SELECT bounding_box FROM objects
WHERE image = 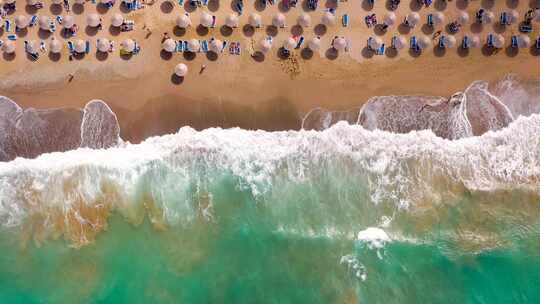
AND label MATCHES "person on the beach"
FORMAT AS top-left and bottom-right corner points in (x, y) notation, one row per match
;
(68, 73), (74, 82)
(200, 64), (207, 74)
(161, 32), (170, 43)
(433, 30), (442, 40)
